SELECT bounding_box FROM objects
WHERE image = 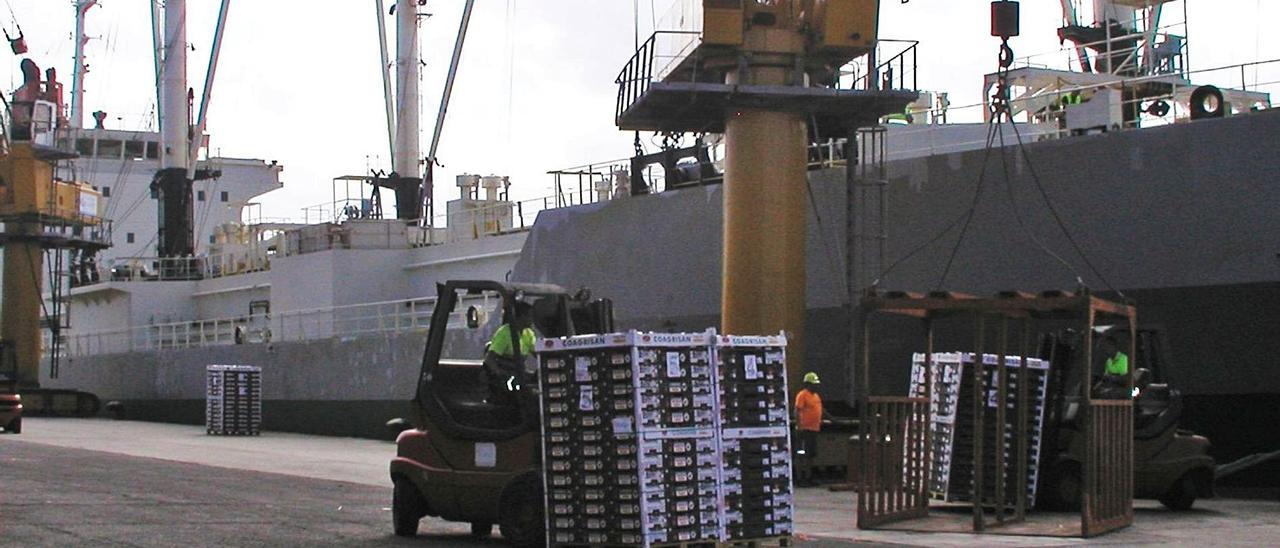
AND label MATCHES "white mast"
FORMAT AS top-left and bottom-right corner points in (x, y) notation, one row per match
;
(161, 0), (190, 171)
(393, 0), (420, 179)
(70, 1), (98, 129)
